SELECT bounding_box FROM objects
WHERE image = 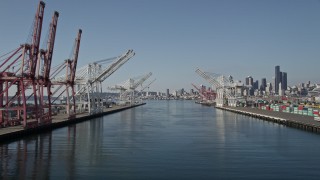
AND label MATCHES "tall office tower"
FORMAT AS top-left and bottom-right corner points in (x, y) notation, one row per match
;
(261, 78), (267, 91)
(249, 77), (253, 86)
(166, 89), (170, 97)
(266, 83), (272, 93)
(275, 66), (280, 94)
(245, 76), (249, 86)
(282, 72), (287, 90)
(253, 80), (259, 90)
(245, 76), (253, 86)
(279, 82), (284, 96)
(272, 76), (275, 93)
